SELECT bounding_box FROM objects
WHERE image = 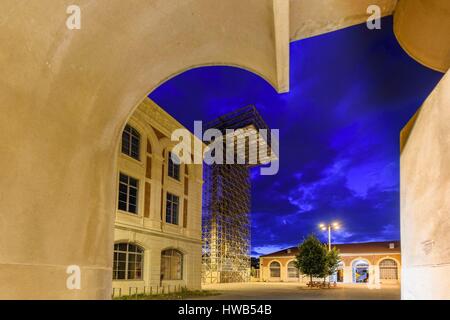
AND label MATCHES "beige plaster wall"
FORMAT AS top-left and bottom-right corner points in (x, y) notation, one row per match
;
(401, 71), (450, 299)
(394, 0), (450, 72)
(0, 0), (288, 299)
(290, 0), (397, 41)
